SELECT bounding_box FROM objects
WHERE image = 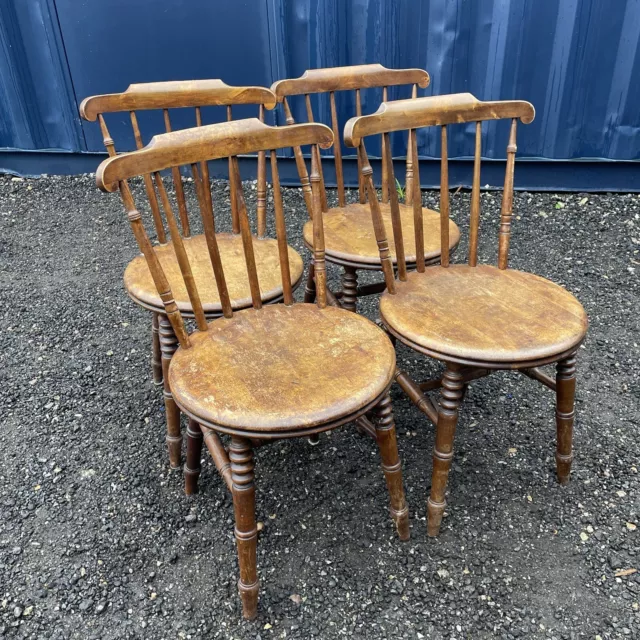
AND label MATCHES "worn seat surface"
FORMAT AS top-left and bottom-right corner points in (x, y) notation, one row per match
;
(380, 265), (588, 365)
(303, 202), (460, 268)
(168, 303), (396, 432)
(124, 233), (304, 315)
